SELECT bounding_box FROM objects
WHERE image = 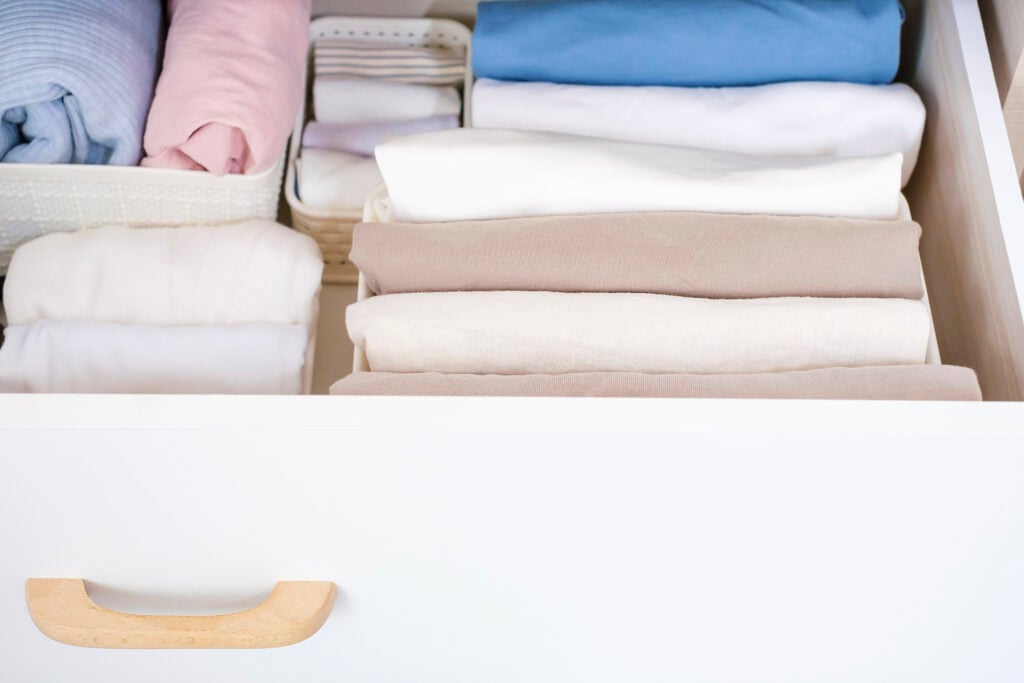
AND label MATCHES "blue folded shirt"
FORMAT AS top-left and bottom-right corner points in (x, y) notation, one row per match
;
(473, 0), (904, 87)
